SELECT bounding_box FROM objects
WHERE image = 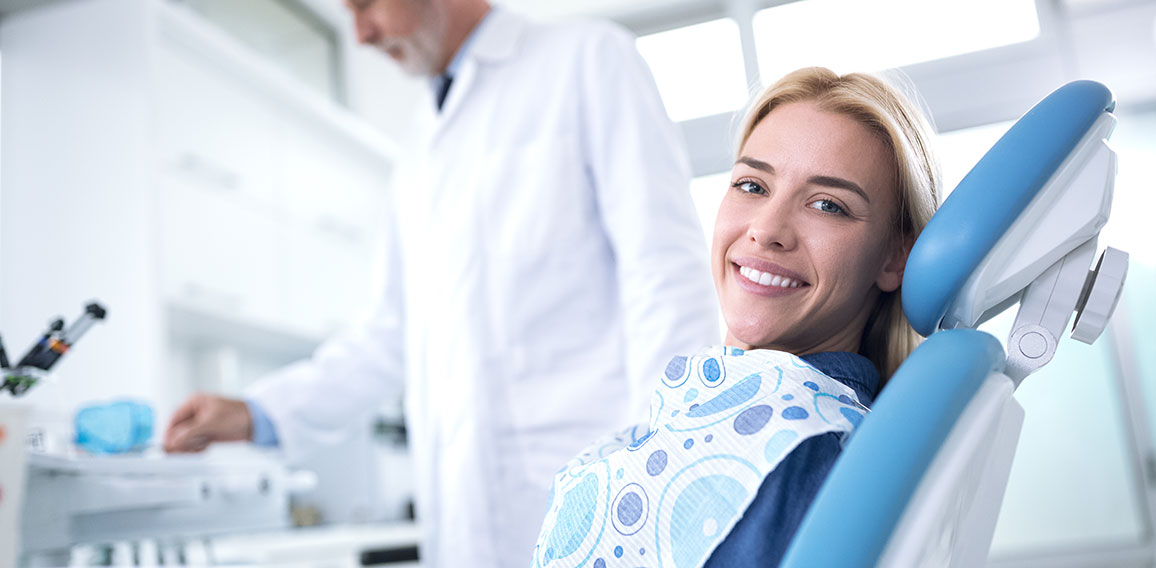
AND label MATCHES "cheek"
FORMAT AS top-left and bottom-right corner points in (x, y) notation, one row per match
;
(710, 204), (744, 276)
(799, 222), (867, 278)
(822, 231), (891, 292)
(375, 2), (422, 36)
